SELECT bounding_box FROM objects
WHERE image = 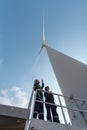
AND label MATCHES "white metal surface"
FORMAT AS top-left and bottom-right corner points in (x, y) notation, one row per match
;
(29, 118), (87, 130)
(46, 45), (87, 128)
(0, 104), (29, 130)
(0, 104), (29, 119)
